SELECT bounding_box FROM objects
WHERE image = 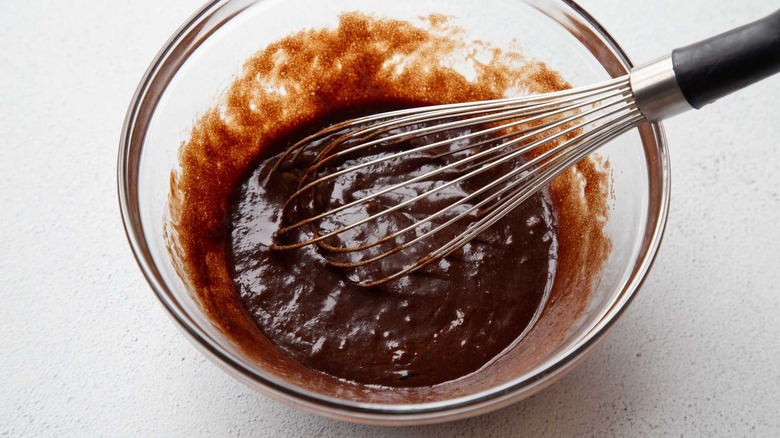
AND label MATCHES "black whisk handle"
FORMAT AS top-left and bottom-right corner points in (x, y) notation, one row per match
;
(672, 8), (780, 109)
